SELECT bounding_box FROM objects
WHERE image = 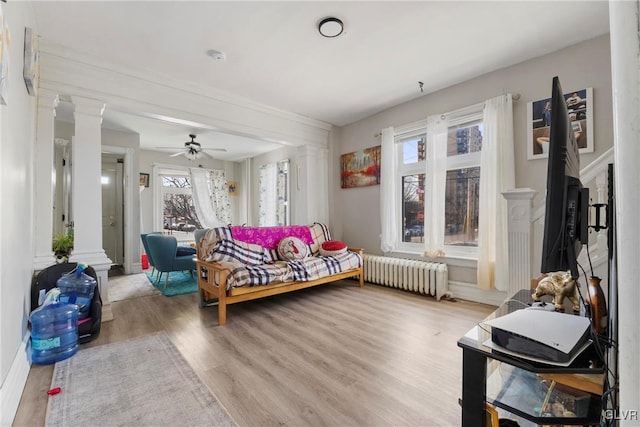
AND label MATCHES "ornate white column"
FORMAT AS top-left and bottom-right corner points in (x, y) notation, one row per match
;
(69, 96), (113, 321)
(502, 188), (537, 297)
(33, 89), (60, 270)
